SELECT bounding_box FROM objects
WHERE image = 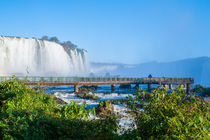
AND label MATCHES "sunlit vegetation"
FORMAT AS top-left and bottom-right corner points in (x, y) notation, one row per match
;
(121, 86), (210, 139)
(0, 78), (118, 139)
(0, 78), (209, 139)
